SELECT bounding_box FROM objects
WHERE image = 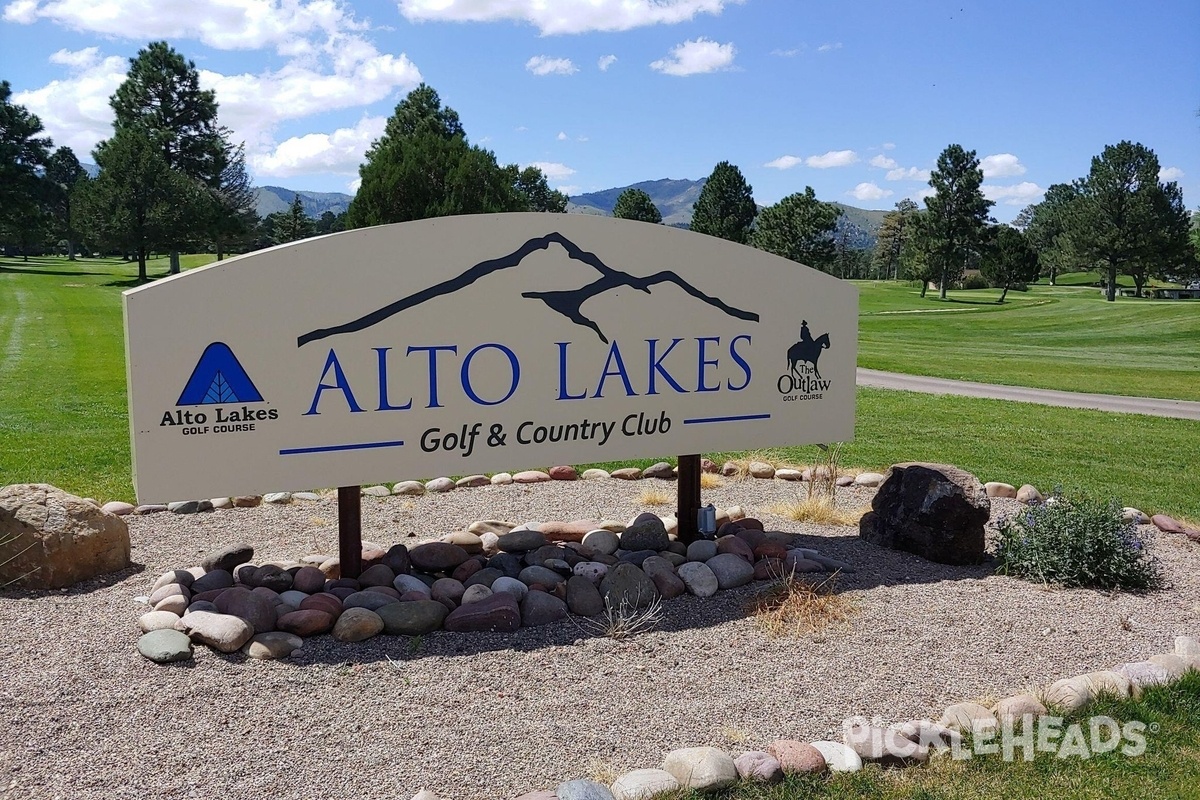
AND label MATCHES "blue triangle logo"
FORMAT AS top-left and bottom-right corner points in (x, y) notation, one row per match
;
(177, 342), (264, 405)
